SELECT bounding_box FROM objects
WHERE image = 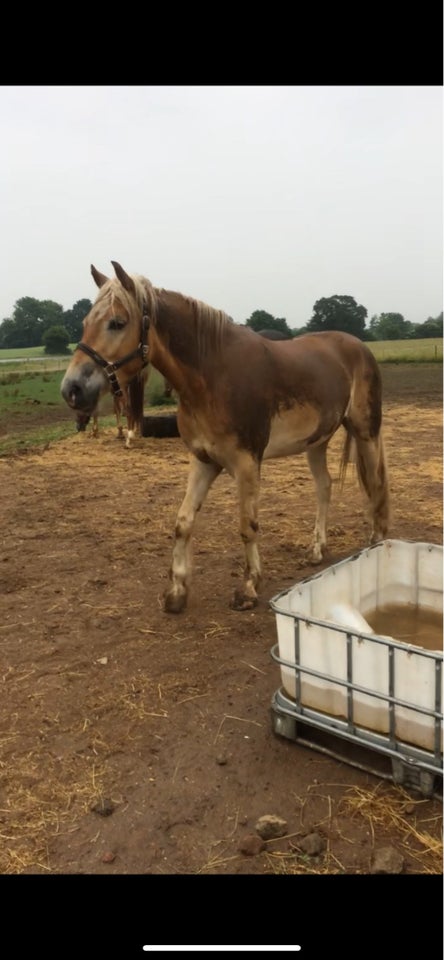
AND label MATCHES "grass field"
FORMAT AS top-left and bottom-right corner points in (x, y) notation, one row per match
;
(0, 337), (441, 438)
(0, 354), (441, 458)
(366, 338), (442, 362)
(0, 362), (173, 456)
(0, 365), (169, 413)
(0, 337), (442, 365)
